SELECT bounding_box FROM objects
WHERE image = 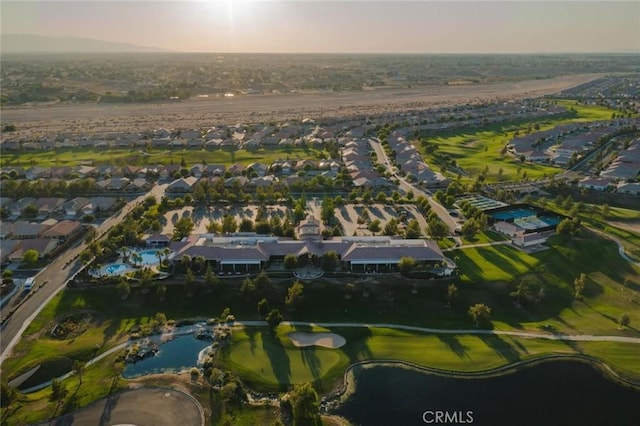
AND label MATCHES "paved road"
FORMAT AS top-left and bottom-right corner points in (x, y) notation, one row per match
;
(0, 184), (167, 366)
(369, 137), (457, 233)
